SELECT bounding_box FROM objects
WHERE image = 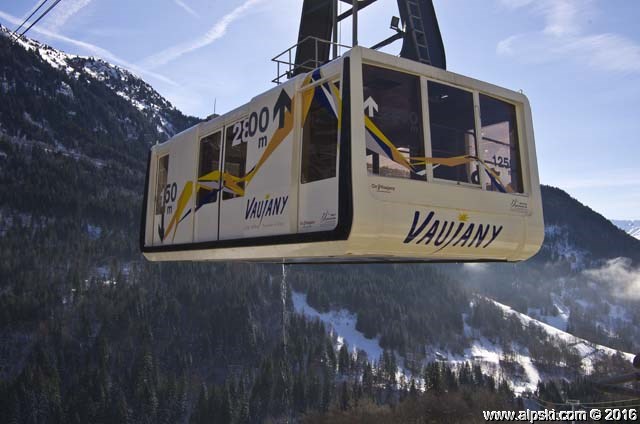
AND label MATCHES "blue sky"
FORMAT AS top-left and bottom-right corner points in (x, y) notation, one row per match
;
(1, 0), (639, 220)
